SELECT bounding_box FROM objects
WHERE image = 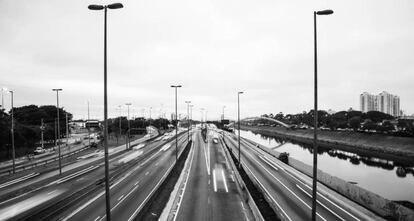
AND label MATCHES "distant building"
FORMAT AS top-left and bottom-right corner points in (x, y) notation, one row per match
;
(360, 91), (400, 117)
